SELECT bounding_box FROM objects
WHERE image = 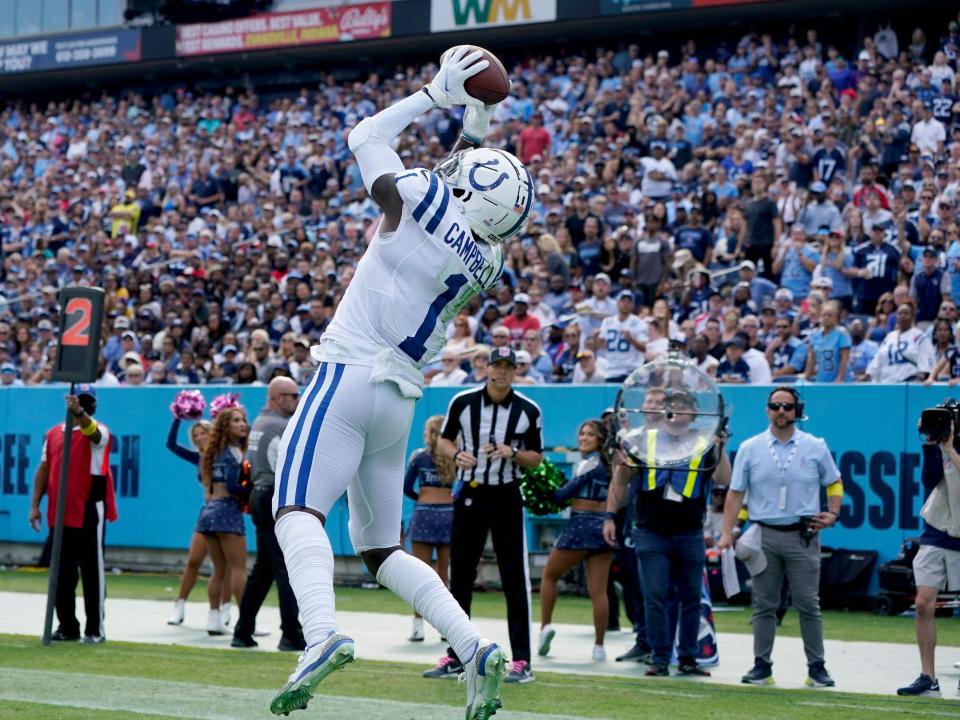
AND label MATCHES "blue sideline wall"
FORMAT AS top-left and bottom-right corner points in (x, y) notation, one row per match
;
(0, 385), (954, 571)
